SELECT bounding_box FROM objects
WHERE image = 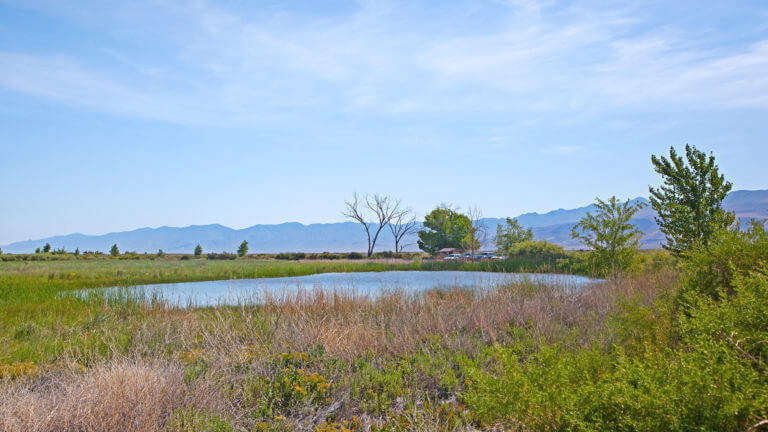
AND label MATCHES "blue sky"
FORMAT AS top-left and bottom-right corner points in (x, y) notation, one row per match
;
(1, 0), (768, 244)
